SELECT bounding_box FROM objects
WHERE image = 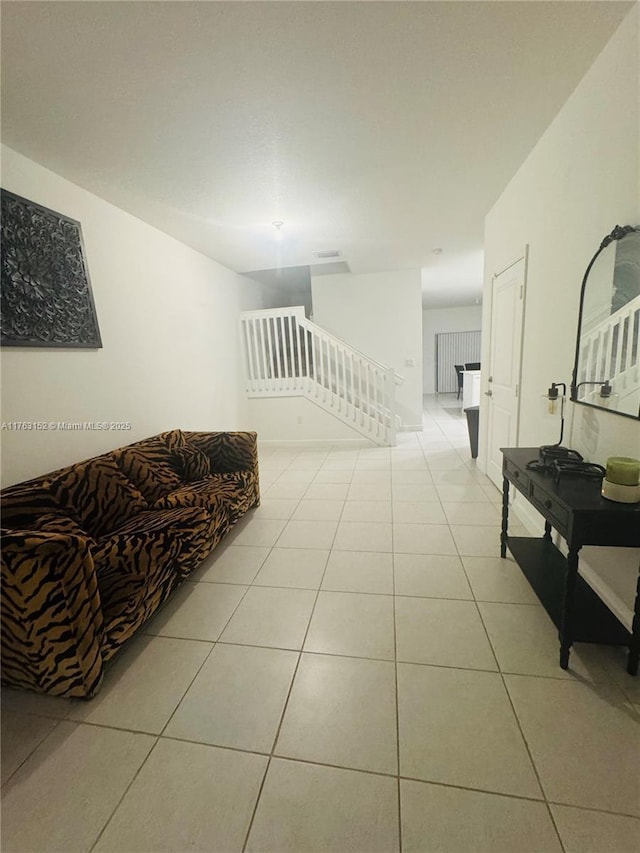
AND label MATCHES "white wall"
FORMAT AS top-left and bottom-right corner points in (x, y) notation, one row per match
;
(422, 305), (483, 394)
(1, 146), (266, 485)
(311, 270), (423, 428)
(245, 396), (367, 443)
(481, 7), (639, 622)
